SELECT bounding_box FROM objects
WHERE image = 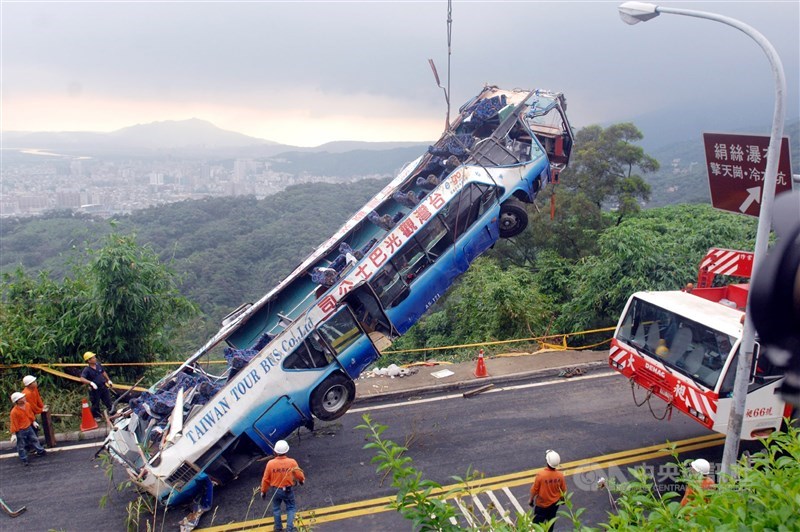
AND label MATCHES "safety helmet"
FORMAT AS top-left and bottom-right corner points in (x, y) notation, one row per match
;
(10, 392), (25, 404)
(83, 351), (97, 362)
(545, 449), (561, 468)
(274, 440), (290, 455)
(691, 458), (711, 476)
(23, 375), (37, 386)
